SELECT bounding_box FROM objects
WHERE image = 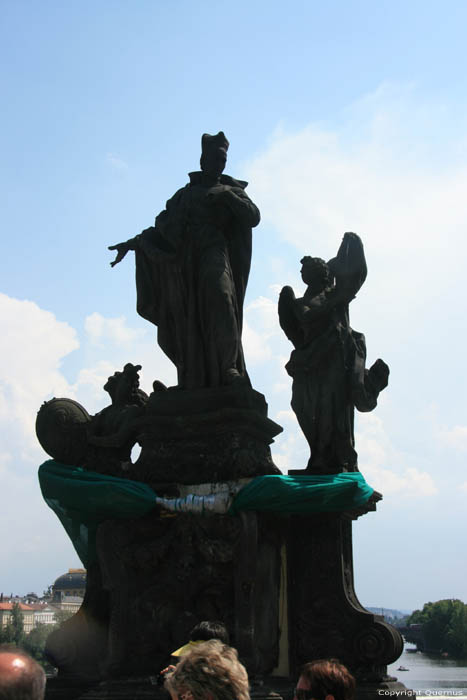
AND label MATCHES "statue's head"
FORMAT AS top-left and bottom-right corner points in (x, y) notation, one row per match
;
(200, 131), (229, 178)
(104, 363), (146, 405)
(300, 256), (333, 290)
